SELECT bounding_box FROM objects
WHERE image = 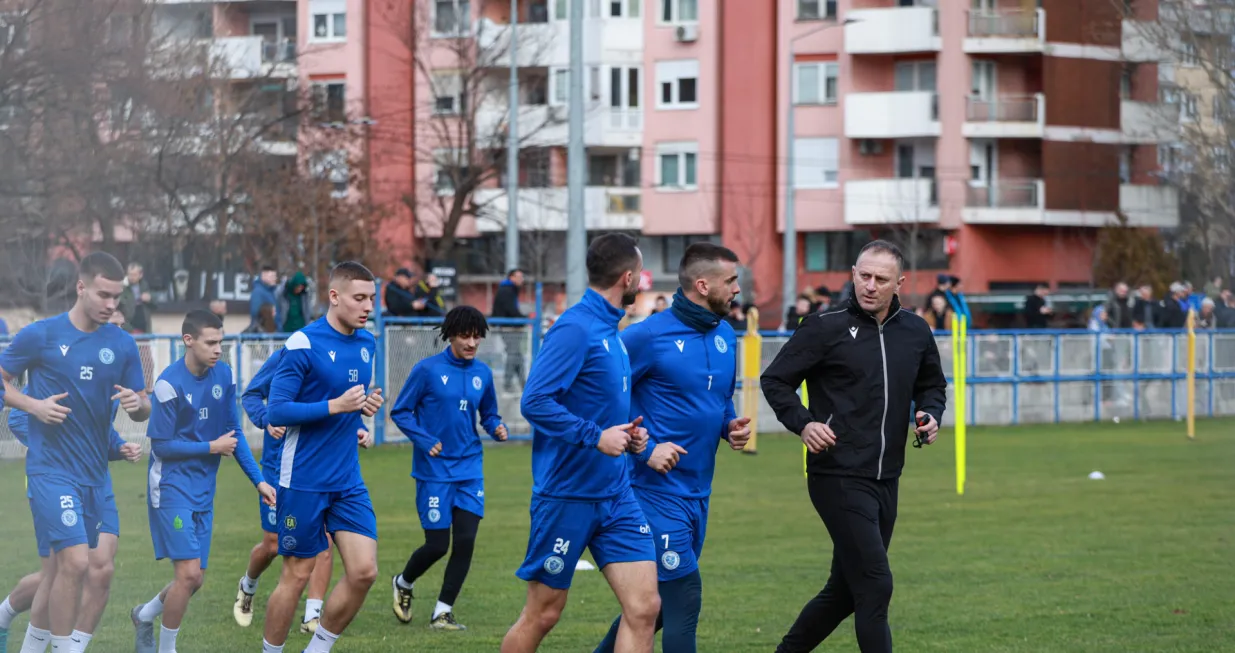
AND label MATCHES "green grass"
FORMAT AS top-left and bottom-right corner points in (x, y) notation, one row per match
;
(1, 420), (1232, 652)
